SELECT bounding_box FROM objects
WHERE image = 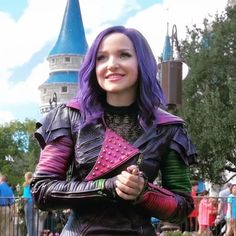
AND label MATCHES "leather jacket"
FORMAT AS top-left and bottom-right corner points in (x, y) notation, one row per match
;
(31, 103), (197, 235)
